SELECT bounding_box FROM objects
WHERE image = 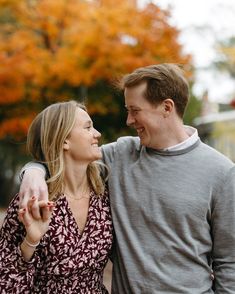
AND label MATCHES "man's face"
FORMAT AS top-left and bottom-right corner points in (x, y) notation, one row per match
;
(124, 82), (167, 149)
